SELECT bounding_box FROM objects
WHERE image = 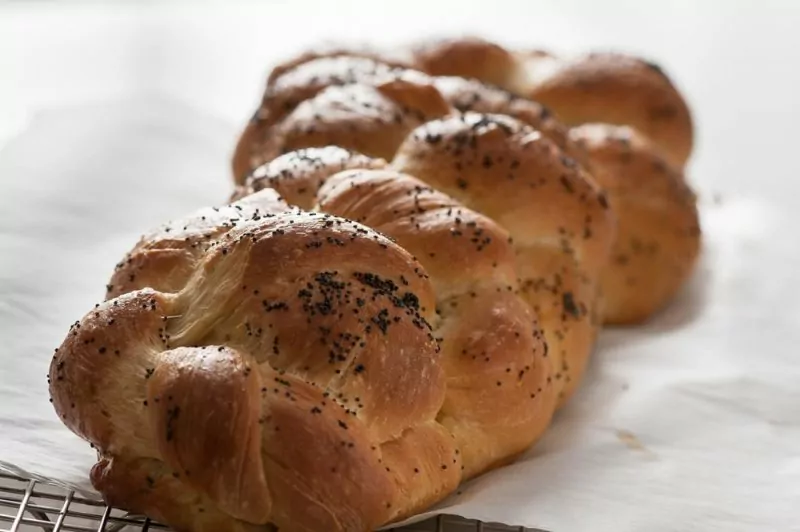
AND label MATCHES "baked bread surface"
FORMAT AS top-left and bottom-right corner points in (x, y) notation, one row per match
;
(49, 36), (703, 532)
(51, 193), (462, 531)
